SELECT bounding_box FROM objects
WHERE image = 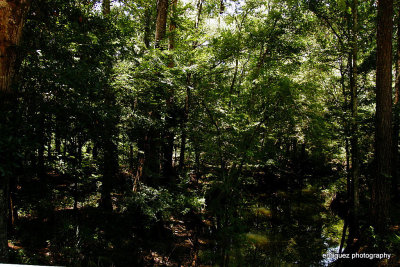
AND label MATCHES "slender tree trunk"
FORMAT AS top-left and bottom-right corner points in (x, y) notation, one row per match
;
(138, 0), (166, 183)
(143, 7), (152, 49)
(0, 174), (9, 262)
(37, 114), (45, 178)
(373, 0), (393, 234)
(179, 131), (187, 171)
(393, 8), (400, 198)
(100, 137), (117, 211)
(162, 131), (174, 183)
(195, 147), (201, 182)
(0, 0), (30, 261)
(102, 0), (110, 15)
(129, 144), (134, 172)
(47, 132), (51, 161)
(143, 133), (160, 184)
(340, 57), (351, 195)
(168, 0), (177, 53)
(163, 0), (178, 182)
(99, 0), (118, 212)
(229, 58), (239, 108)
(195, 0), (204, 29)
(55, 122), (61, 154)
(348, 0), (359, 246)
(142, 0), (170, 184)
(339, 56), (351, 252)
(136, 137), (145, 184)
(74, 141), (82, 211)
(181, 0), (203, 172)
(179, 73), (191, 171)
(63, 139), (67, 158)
